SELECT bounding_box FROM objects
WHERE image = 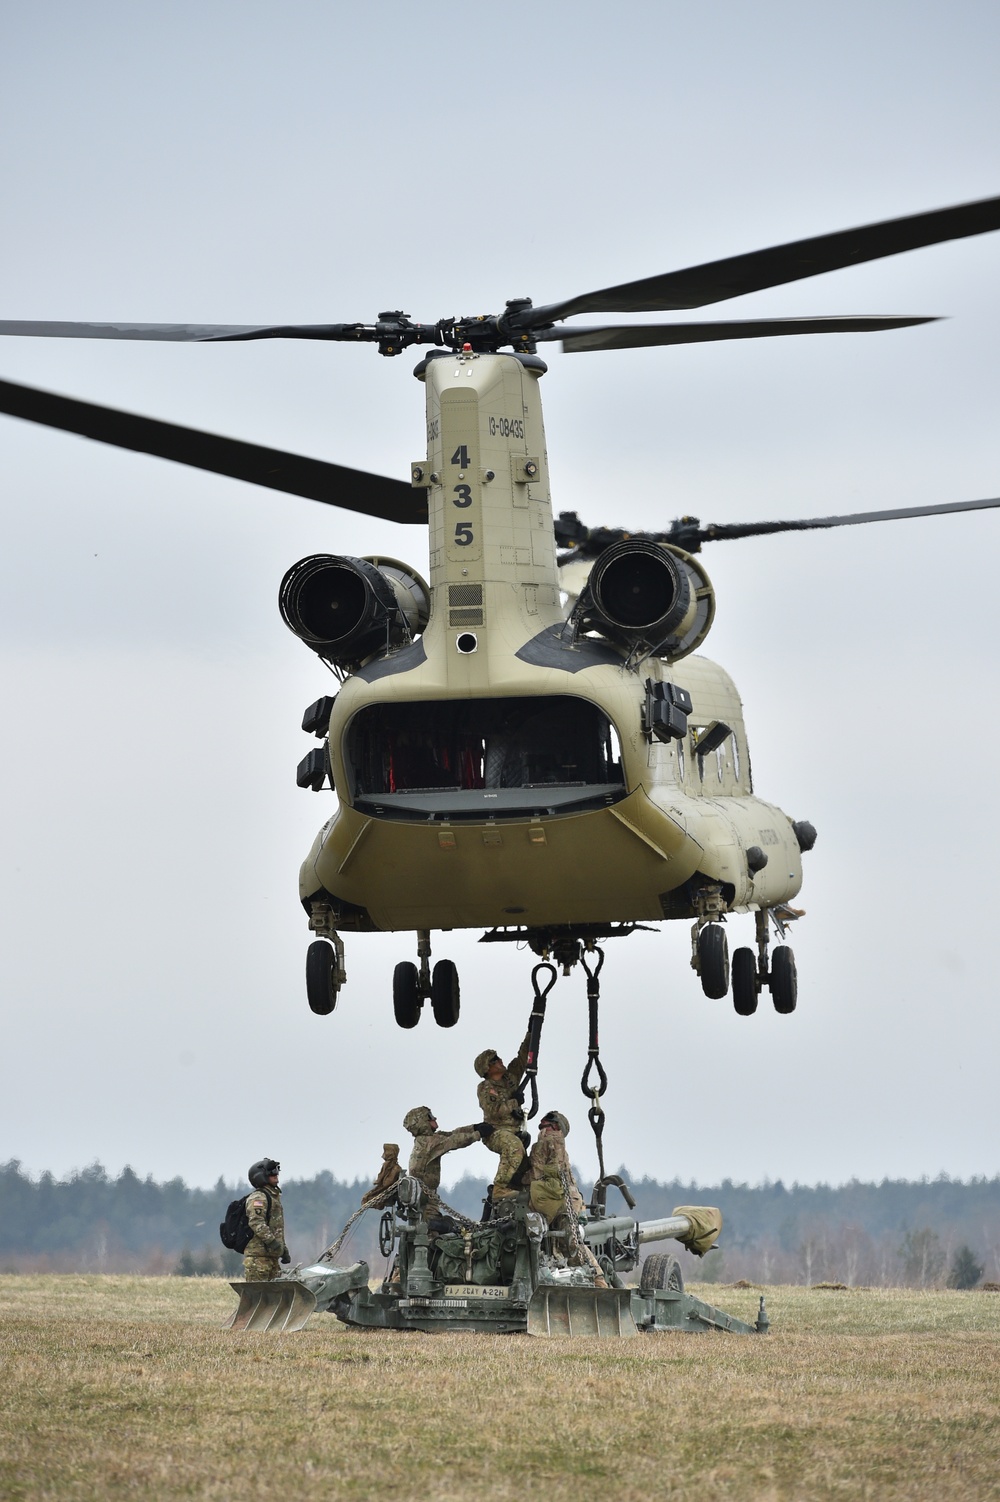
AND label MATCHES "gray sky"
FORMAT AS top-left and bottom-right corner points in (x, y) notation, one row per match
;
(1, 1), (998, 1192)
